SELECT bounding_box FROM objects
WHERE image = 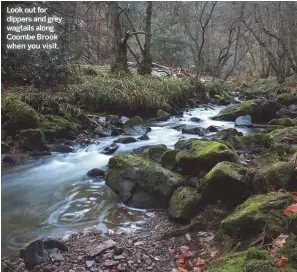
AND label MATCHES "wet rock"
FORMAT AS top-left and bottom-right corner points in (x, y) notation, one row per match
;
(105, 154), (185, 208)
(235, 115), (253, 127)
(120, 116), (130, 124)
(48, 144), (74, 153)
(201, 161), (249, 205)
(206, 125), (219, 132)
(190, 117), (202, 123)
(138, 134), (150, 140)
(87, 168), (105, 177)
(2, 155), (18, 164)
(101, 143), (119, 154)
(29, 151), (52, 157)
(2, 96), (39, 135)
(64, 140), (75, 146)
(123, 116), (146, 135)
(181, 126), (205, 136)
(176, 139), (238, 175)
(168, 186), (202, 223)
(222, 192), (293, 239)
(156, 109), (171, 121)
(106, 115), (121, 126)
(147, 145), (168, 163)
(94, 125), (112, 137)
(114, 137), (137, 144)
(111, 127), (123, 136)
(19, 129), (46, 151)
